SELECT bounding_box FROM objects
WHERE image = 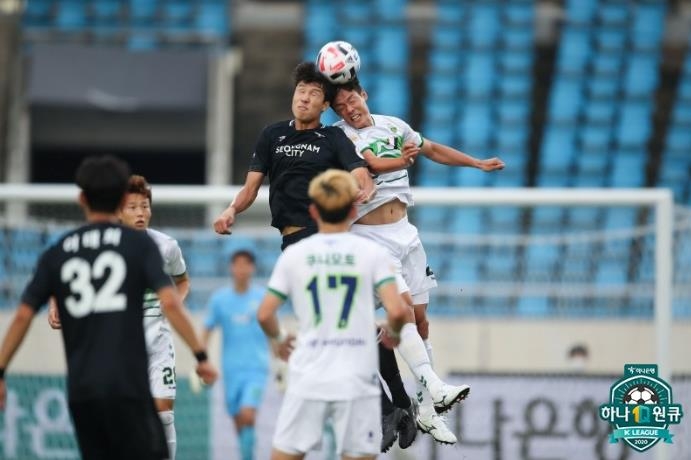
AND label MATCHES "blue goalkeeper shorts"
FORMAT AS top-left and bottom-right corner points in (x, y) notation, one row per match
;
(224, 371), (268, 416)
